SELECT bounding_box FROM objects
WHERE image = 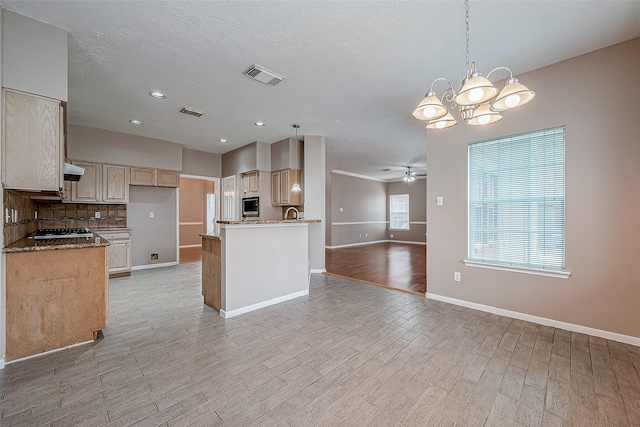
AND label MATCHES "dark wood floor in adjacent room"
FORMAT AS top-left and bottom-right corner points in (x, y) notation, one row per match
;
(326, 242), (426, 295)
